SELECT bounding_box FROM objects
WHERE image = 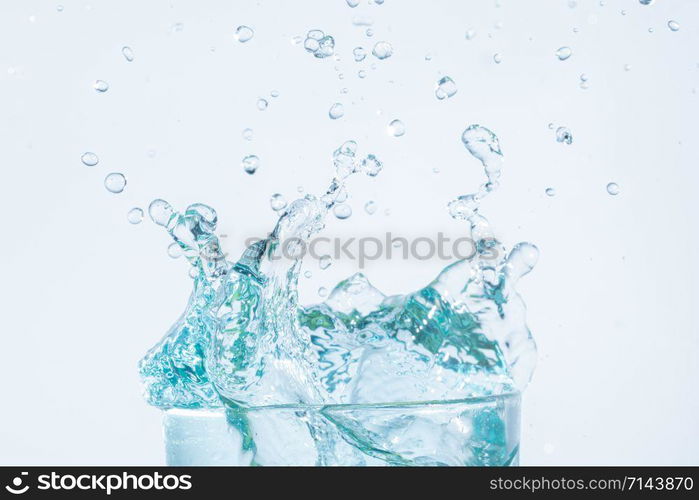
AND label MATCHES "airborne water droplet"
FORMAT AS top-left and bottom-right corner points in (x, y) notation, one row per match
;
(493, 53), (502, 64)
(606, 182), (620, 195)
(234, 25), (254, 43)
(346, 0), (360, 7)
(318, 286), (328, 298)
(334, 204), (352, 219)
(556, 126), (573, 145)
(104, 172), (126, 193)
(270, 193), (287, 211)
(127, 207), (144, 224)
(388, 119), (405, 137)
(545, 187), (556, 197)
(364, 200), (377, 215)
(93, 80), (109, 92)
(304, 270), (313, 278)
(329, 103), (345, 119)
(435, 76), (457, 100)
(242, 155), (260, 174)
(148, 199), (174, 227)
(167, 242), (183, 259)
(319, 255), (332, 270)
(639, 0), (654, 5)
(556, 46), (572, 61)
(358, 70), (367, 79)
(353, 47), (367, 62)
(122, 46), (134, 62)
(372, 41), (393, 60)
(257, 98), (268, 110)
(361, 154), (383, 176)
(242, 128), (254, 141)
(81, 152), (99, 167)
(465, 29), (477, 40)
(668, 20), (680, 32)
